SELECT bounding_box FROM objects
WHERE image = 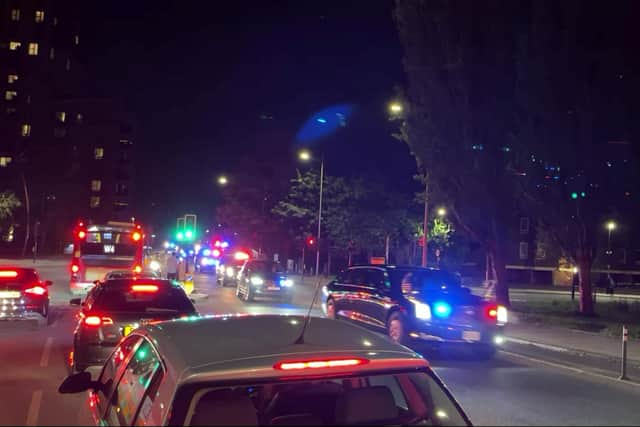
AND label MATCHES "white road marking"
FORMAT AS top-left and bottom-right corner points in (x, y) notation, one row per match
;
(25, 389), (43, 426)
(505, 336), (569, 353)
(40, 337), (53, 368)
